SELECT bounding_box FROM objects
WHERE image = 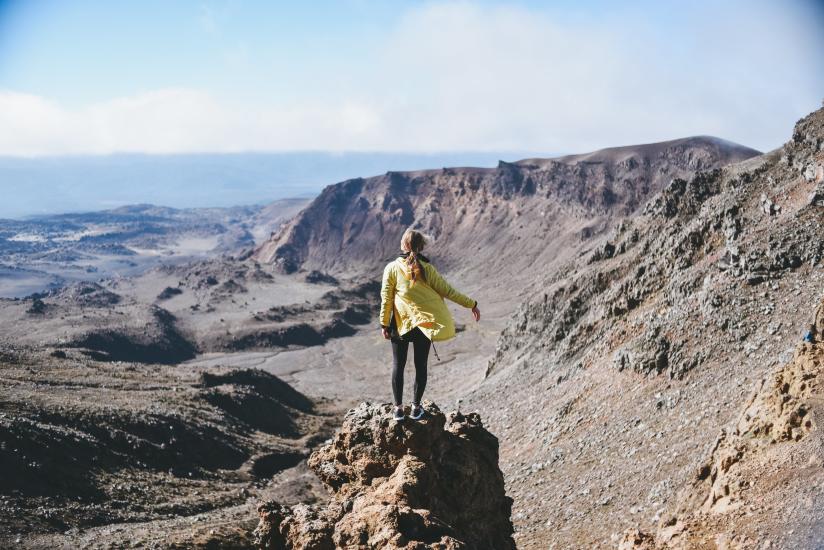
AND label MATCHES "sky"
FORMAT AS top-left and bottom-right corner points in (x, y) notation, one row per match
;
(0, 0), (823, 157)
